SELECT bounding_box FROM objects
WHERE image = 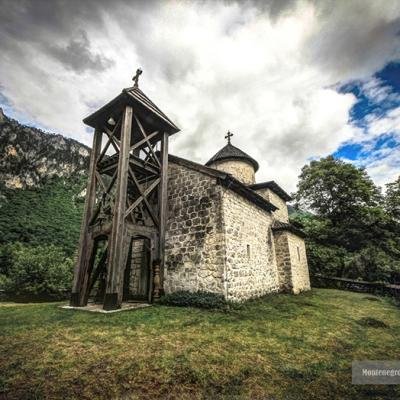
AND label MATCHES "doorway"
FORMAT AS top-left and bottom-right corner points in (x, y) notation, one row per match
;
(123, 237), (151, 301)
